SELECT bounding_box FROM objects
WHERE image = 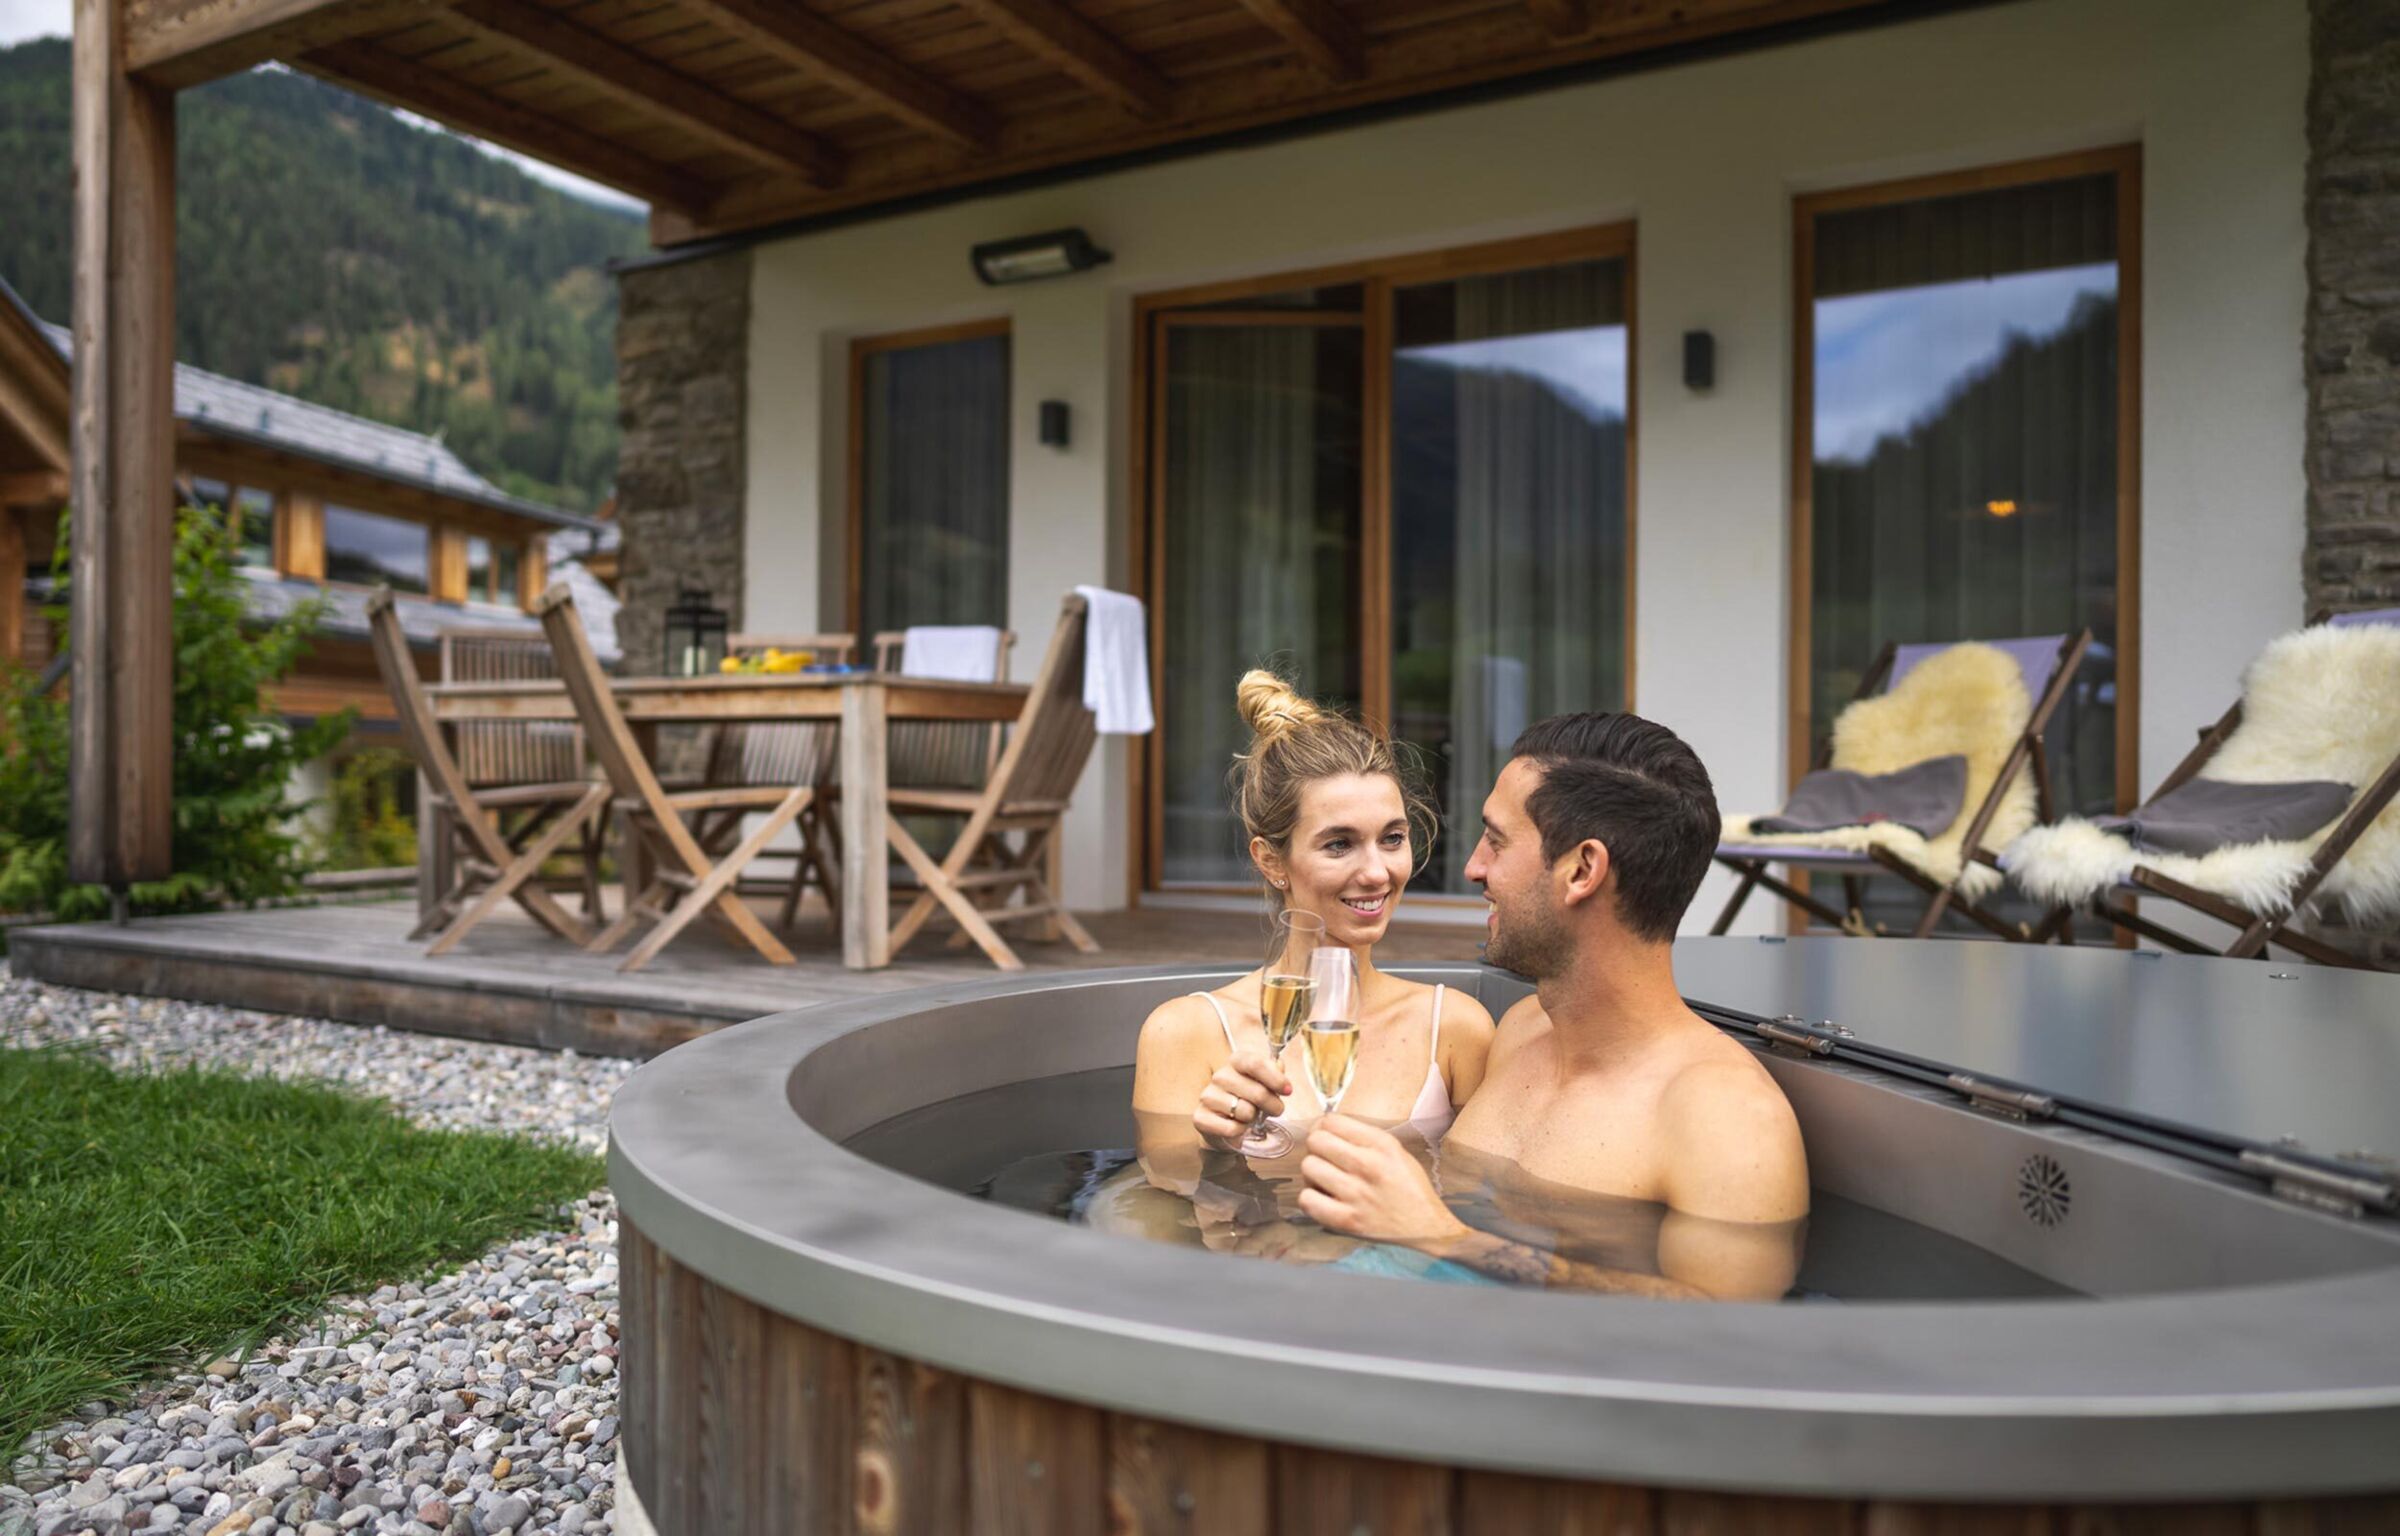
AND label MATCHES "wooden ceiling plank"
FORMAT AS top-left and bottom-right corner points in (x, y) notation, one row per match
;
(1234, 0), (1363, 79)
(444, 0), (845, 183)
(305, 37), (713, 209)
(674, 0), (996, 148)
(951, 0), (1171, 118)
(1525, 0), (1589, 38)
(127, 0), (462, 87)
